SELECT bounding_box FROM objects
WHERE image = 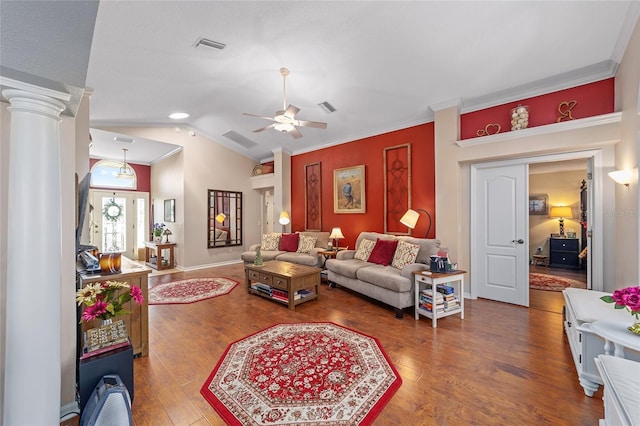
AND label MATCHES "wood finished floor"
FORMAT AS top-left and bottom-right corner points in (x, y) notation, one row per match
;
(132, 262), (600, 425)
